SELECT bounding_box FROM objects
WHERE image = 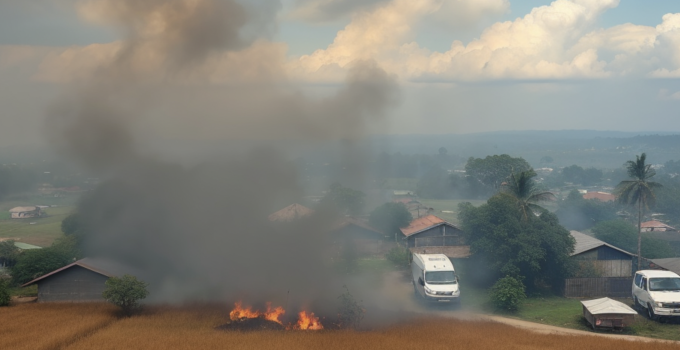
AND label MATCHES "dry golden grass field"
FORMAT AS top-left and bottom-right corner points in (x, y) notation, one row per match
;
(2, 303), (680, 350)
